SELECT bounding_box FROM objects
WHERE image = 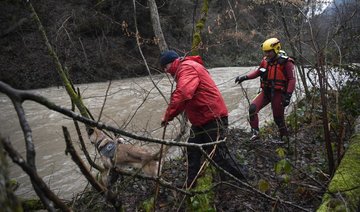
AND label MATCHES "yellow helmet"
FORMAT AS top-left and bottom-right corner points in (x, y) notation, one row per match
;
(261, 38), (281, 54)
